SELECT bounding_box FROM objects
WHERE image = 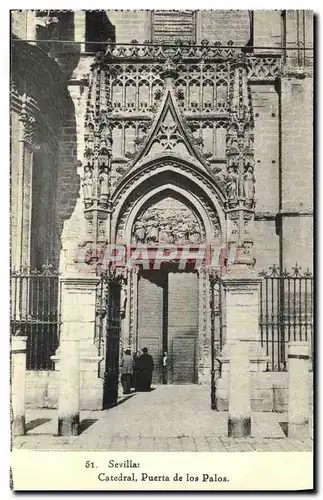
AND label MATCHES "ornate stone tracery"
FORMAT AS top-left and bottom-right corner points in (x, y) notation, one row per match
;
(81, 42), (278, 266)
(224, 54), (256, 263)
